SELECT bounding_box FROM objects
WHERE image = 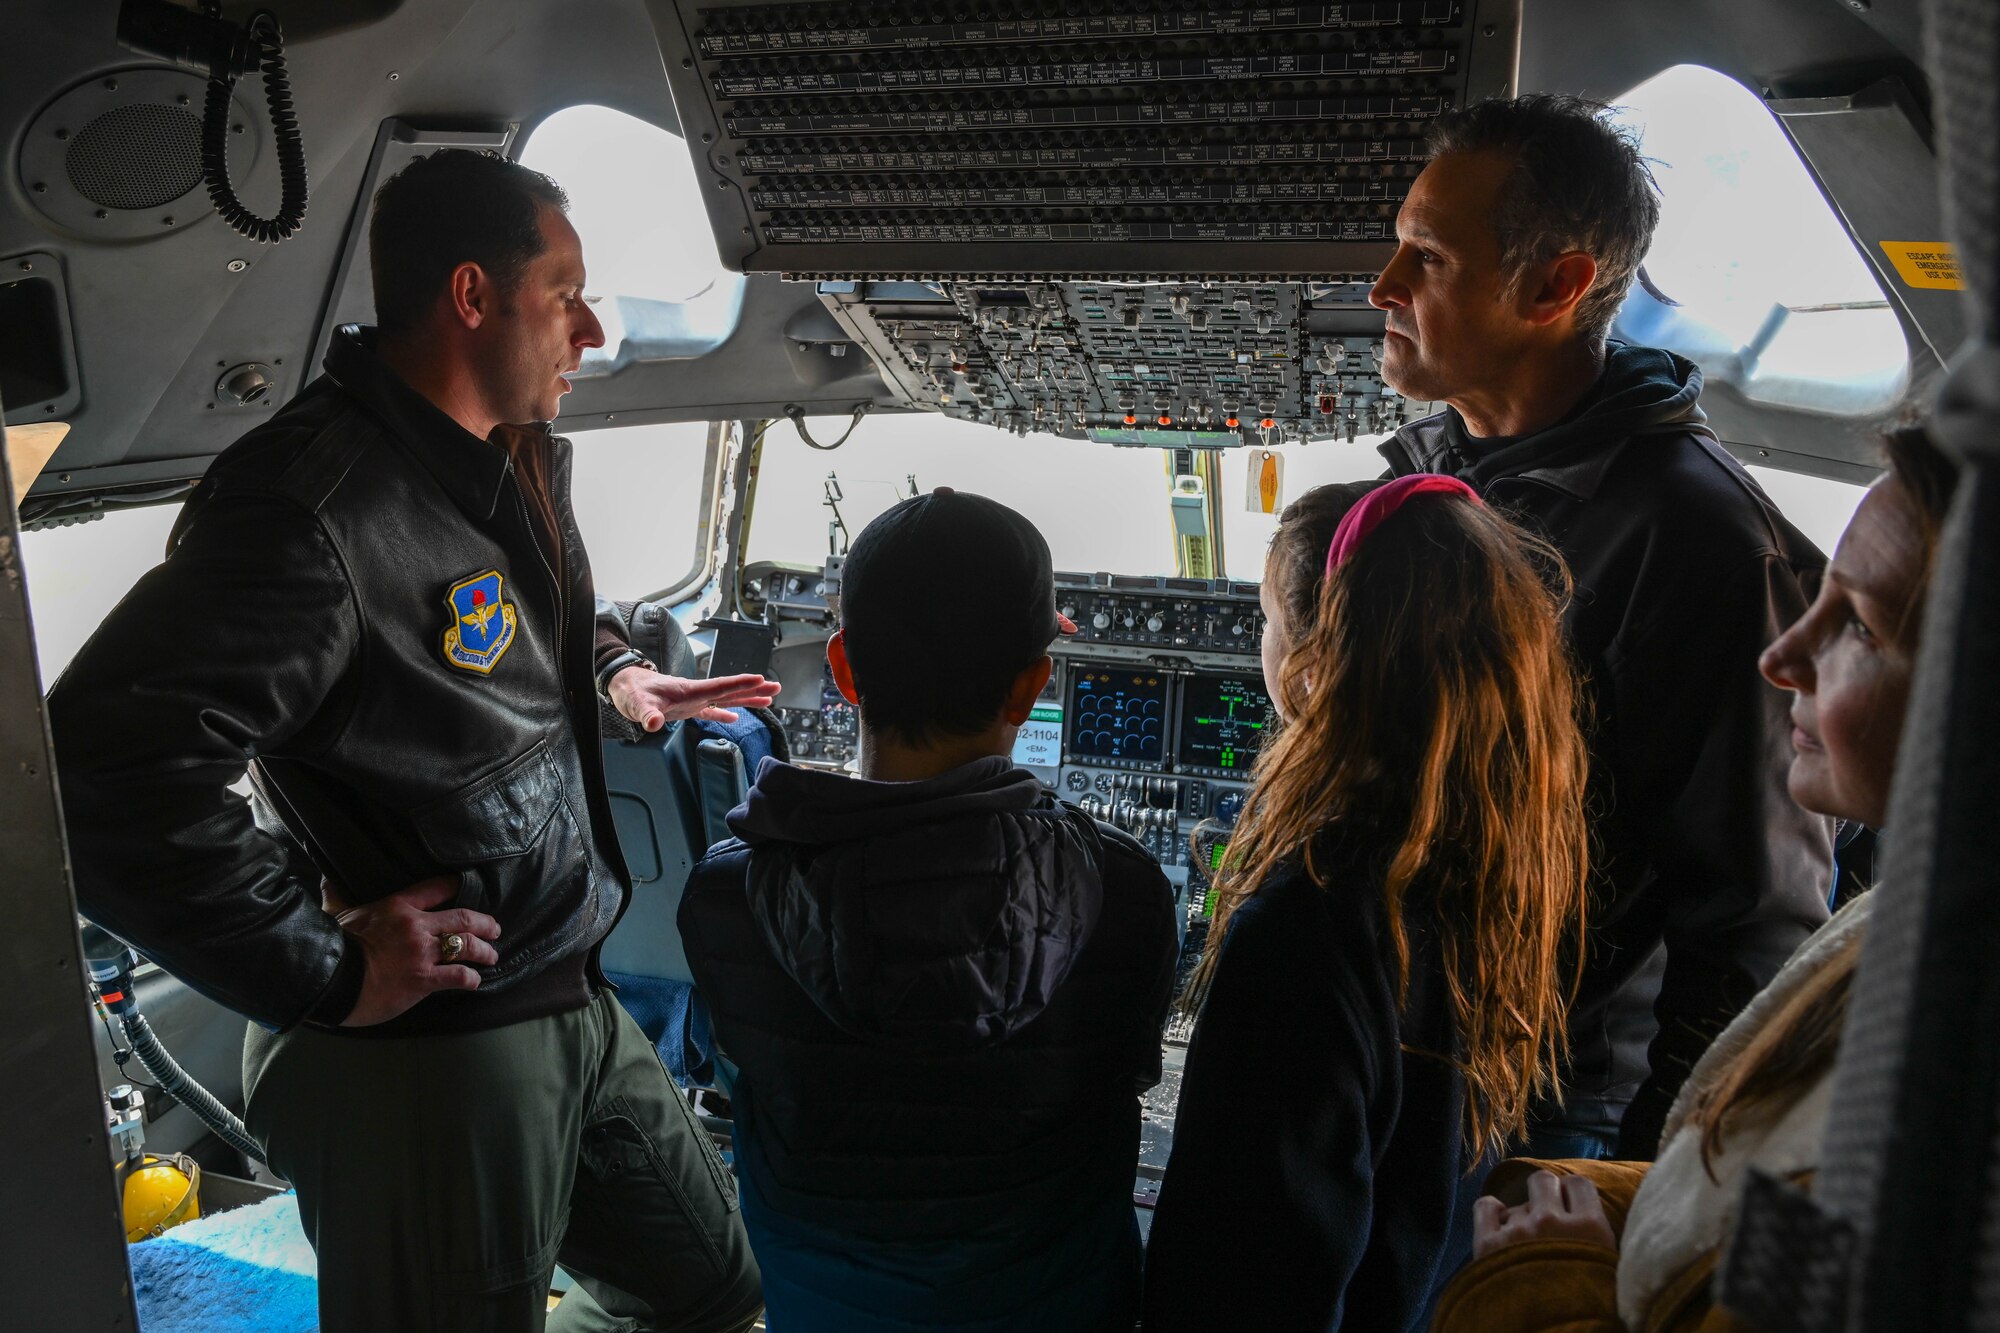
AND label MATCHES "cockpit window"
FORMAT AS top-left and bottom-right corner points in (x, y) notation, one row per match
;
(1608, 65), (1909, 415)
(1745, 464), (1868, 557)
(521, 106), (740, 598)
(519, 104), (733, 308)
(22, 506), (178, 682)
(746, 413), (1178, 576)
(568, 421), (712, 600)
(1218, 441), (1390, 579)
